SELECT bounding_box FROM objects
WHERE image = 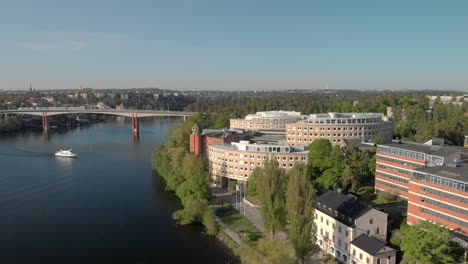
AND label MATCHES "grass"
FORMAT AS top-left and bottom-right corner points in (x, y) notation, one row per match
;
(216, 205), (263, 246)
(245, 195), (259, 205)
